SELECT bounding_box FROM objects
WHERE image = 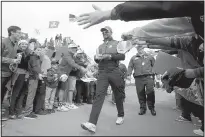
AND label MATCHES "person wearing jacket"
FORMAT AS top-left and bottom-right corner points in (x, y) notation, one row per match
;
(81, 26), (125, 133)
(1, 26), (21, 123)
(57, 44), (87, 111)
(127, 45), (156, 116)
(8, 40), (30, 119)
(77, 1), (203, 39)
(140, 36), (204, 136)
(1, 26), (21, 102)
(21, 40), (43, 119)
(33, 47), (51, 115)
(73, 50), (90, 105)
(64, 49), (88, 109)
(44, 60), (59, 114)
